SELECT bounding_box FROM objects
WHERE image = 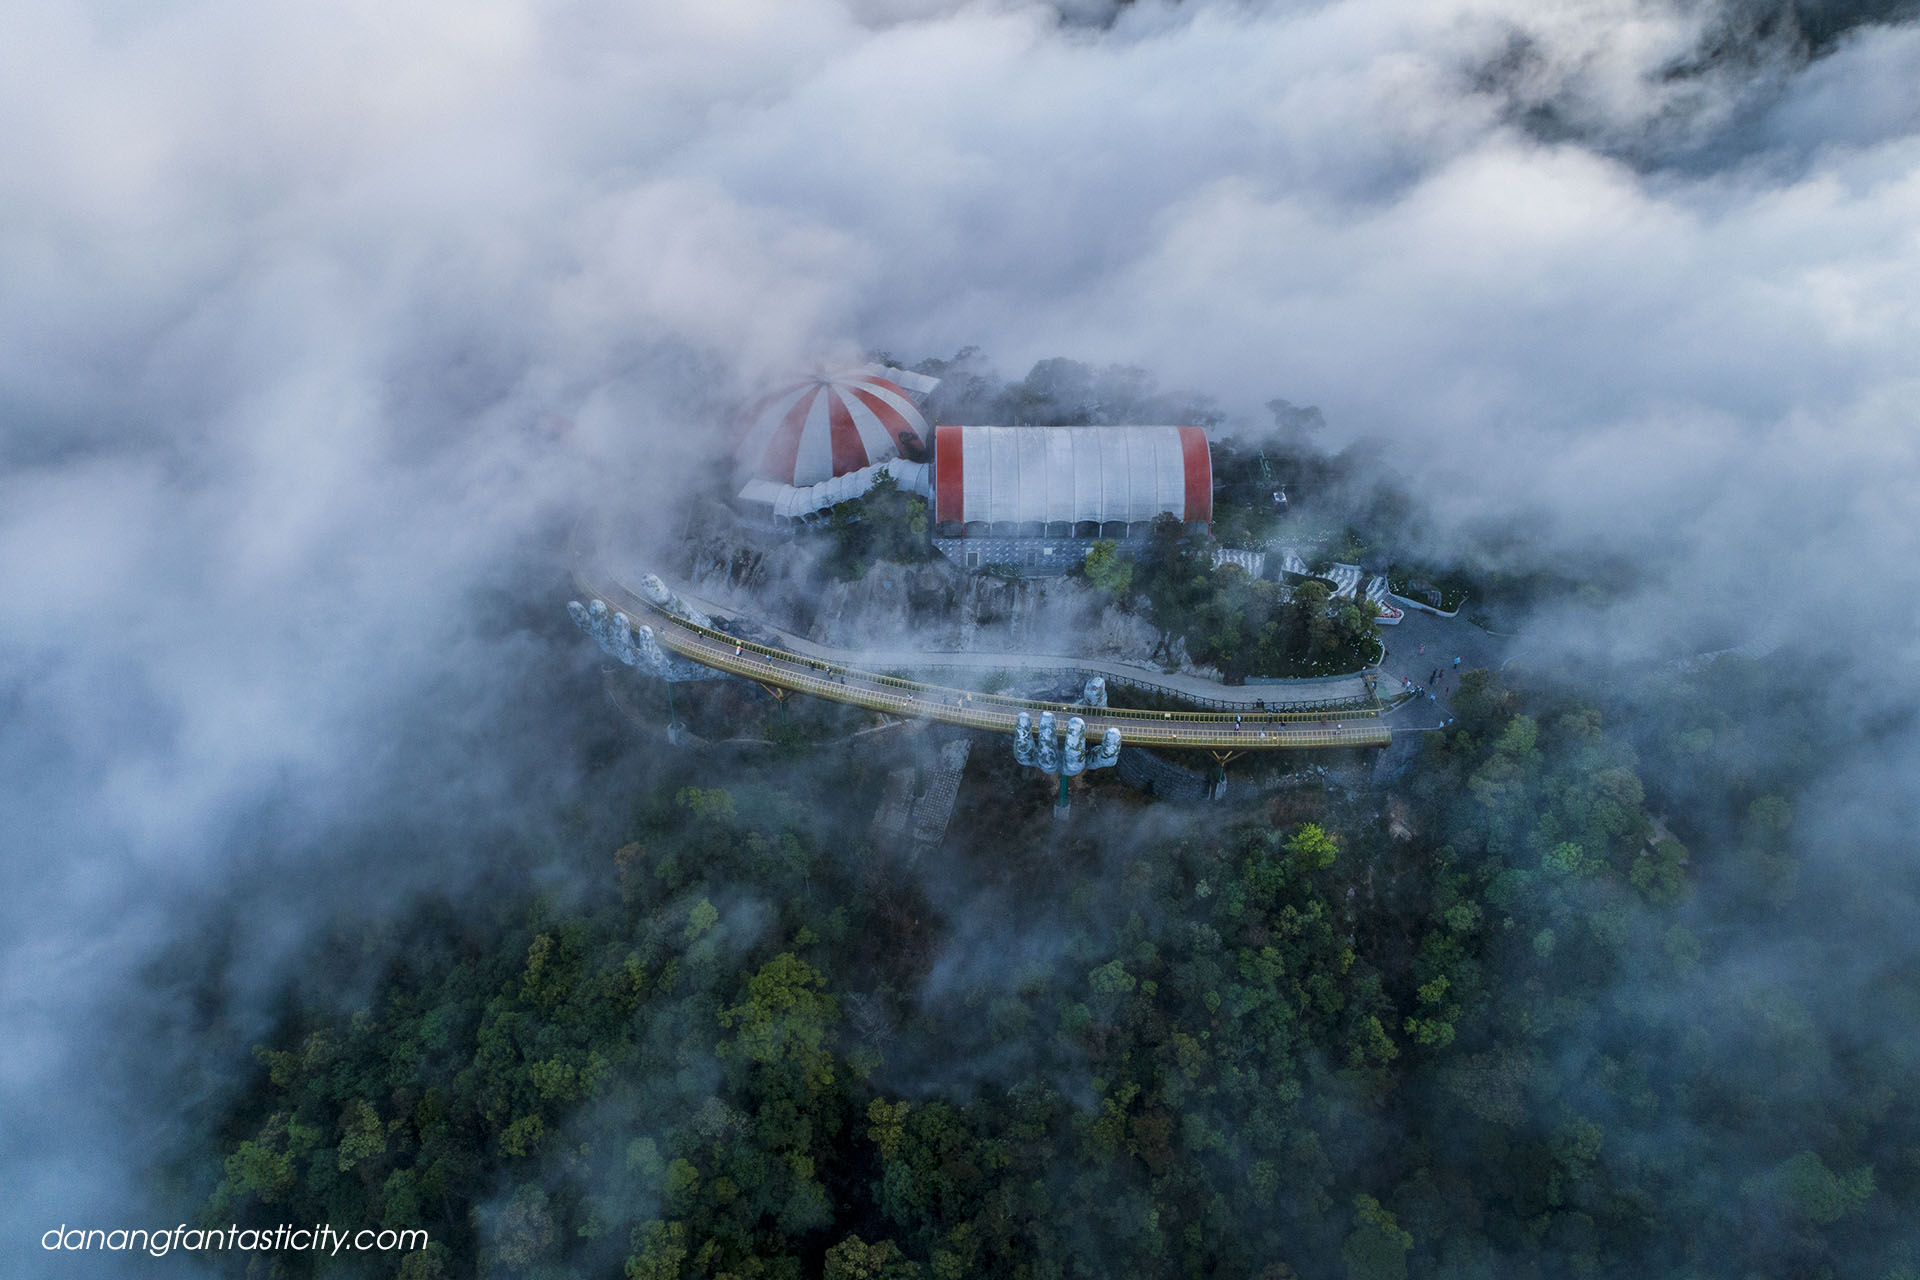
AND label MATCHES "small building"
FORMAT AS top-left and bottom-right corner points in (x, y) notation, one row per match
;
(930, 425), (1212, 572)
